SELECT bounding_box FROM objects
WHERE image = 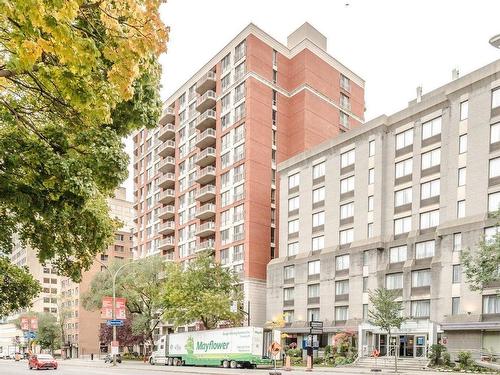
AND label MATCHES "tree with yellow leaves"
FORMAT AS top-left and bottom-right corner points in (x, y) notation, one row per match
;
(0, 0), (168, 281)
